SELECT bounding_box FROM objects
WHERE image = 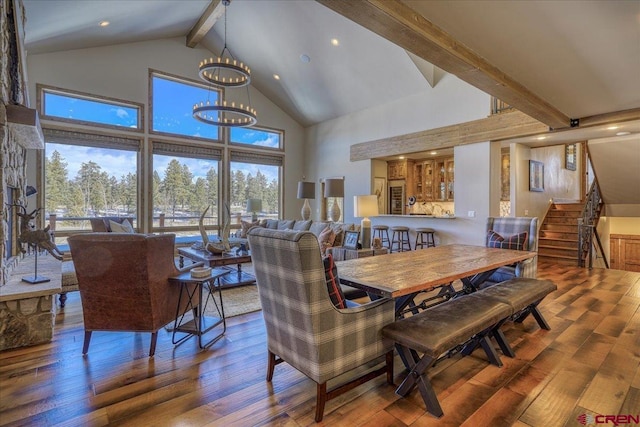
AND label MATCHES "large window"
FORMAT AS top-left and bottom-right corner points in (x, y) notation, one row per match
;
(40, 72), (284, 241)
(230, 151), (282, 221)
(39, 84), (142, 130)
(44, 129), (140, 244)
(151, 142), (221, 237)
(151, 72), (221, 141)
